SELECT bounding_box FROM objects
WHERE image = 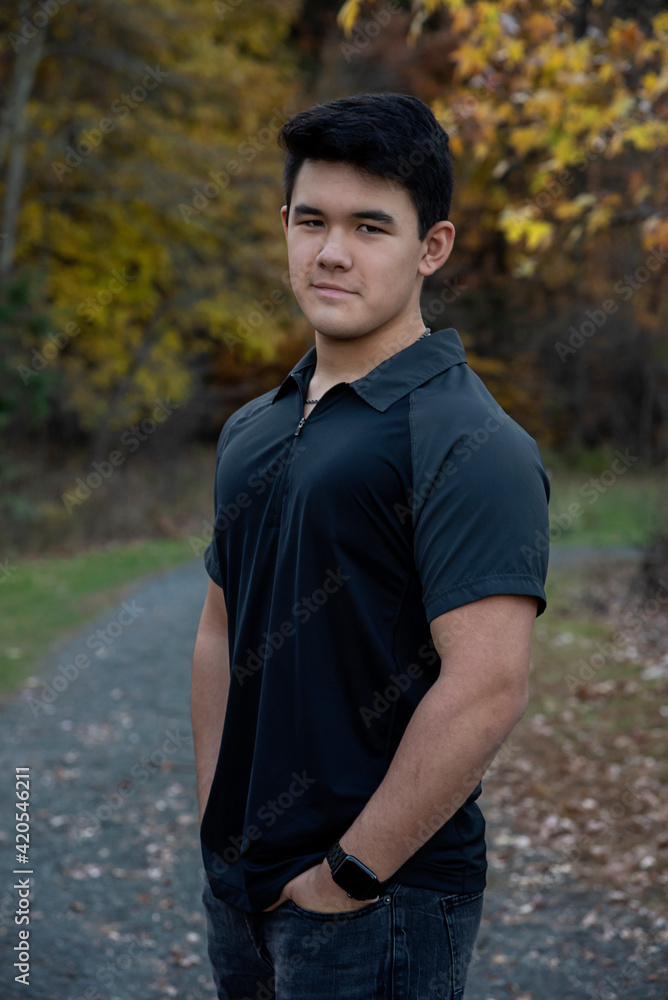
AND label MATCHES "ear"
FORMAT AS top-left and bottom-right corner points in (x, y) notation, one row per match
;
(280, 205), (289, 239)
(418, 221), (455, 278)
